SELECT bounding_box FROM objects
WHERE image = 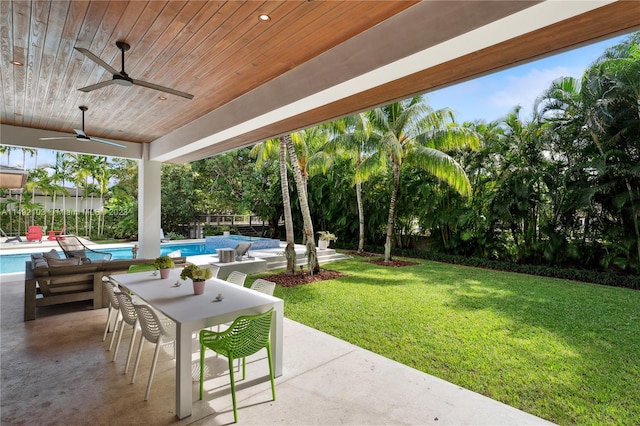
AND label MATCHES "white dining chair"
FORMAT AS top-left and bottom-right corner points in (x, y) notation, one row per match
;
(112, 292), (140, 374)
(226, 271), (247, 287)
(131, 304), (176, 401)
(102, 277), (121, 343)
(250, 278), (276, 296)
